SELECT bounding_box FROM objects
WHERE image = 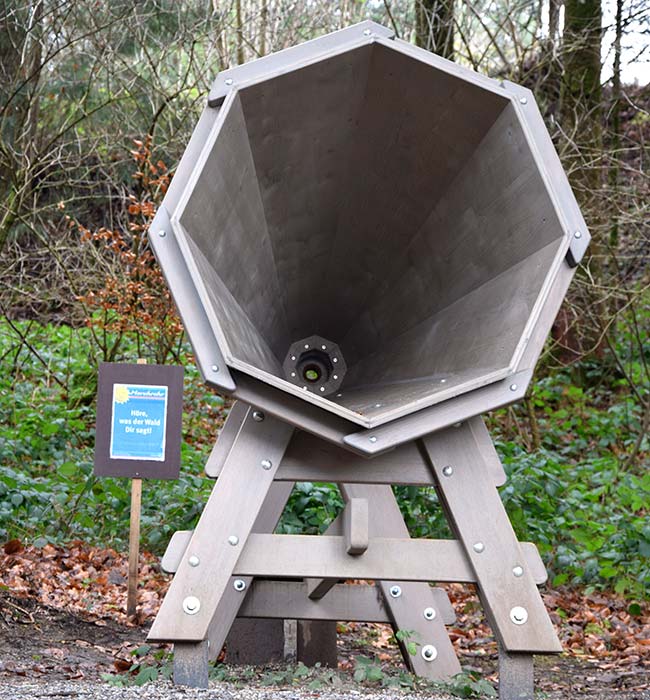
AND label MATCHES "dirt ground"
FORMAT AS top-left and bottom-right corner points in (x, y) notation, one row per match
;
(1, 592), (649, 698)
